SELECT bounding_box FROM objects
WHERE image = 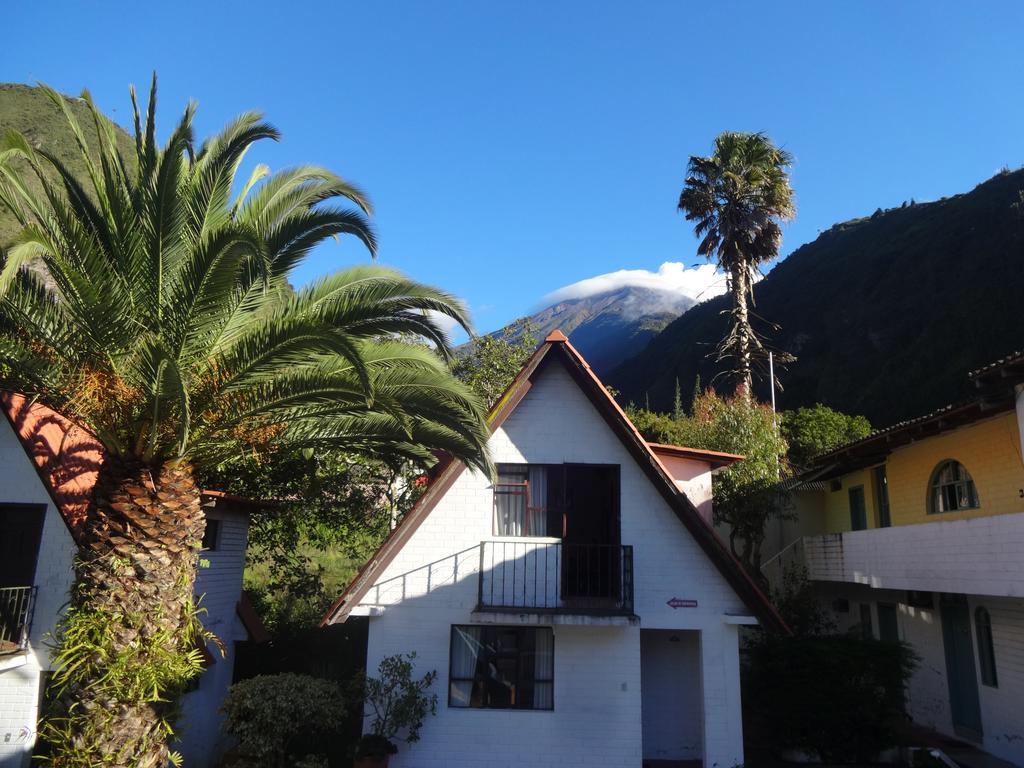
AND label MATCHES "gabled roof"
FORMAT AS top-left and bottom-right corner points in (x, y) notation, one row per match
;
(1, 392), (262, 541)
(804, 347), (1024, 477)
(322, 330), (787, 632)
